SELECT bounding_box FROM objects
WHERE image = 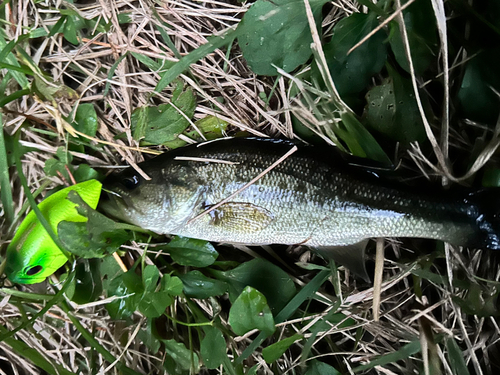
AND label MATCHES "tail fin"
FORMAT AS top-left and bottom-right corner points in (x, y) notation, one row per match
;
(468, 189), (500, 250)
